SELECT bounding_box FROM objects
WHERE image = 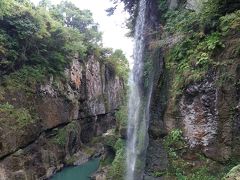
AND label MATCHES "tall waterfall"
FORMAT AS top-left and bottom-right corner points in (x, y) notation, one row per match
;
(126, 0), (150, 179)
